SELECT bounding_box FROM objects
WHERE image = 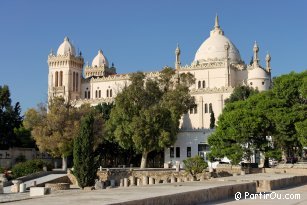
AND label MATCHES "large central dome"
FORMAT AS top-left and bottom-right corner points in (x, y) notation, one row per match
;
(194, 16), (241, 63)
